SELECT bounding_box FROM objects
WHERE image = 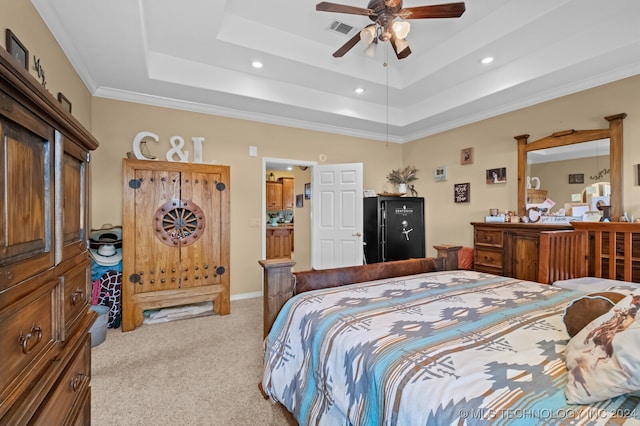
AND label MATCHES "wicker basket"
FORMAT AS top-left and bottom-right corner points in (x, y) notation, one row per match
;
(527, 189), (548, 204)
